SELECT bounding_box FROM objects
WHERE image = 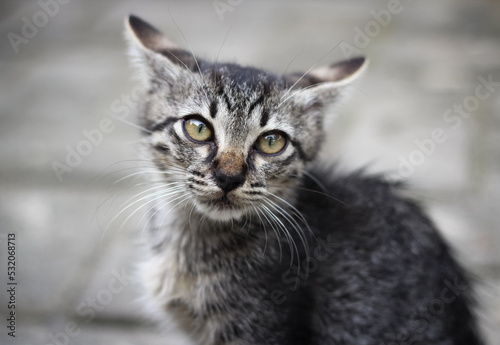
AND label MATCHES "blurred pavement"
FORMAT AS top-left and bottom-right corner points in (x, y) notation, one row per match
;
(0, 0), (499, 344)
